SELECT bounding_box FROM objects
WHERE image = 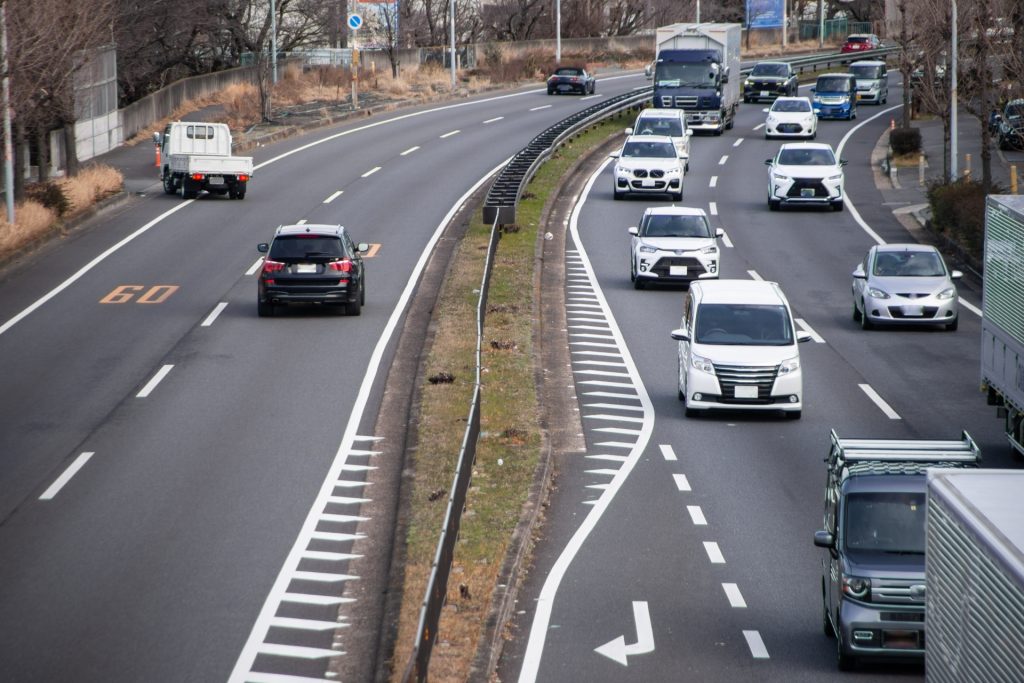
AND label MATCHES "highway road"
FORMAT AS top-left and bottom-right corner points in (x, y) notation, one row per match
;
(499, 78), (1016, 681)
(0, 75), (648, 682)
